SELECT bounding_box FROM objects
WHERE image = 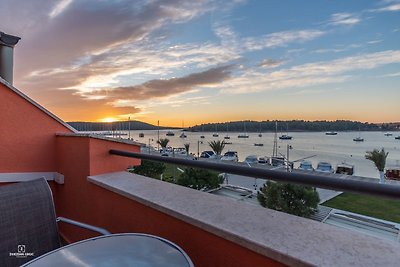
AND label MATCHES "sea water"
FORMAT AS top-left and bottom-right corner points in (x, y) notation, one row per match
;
(118, 130), (400, 179)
